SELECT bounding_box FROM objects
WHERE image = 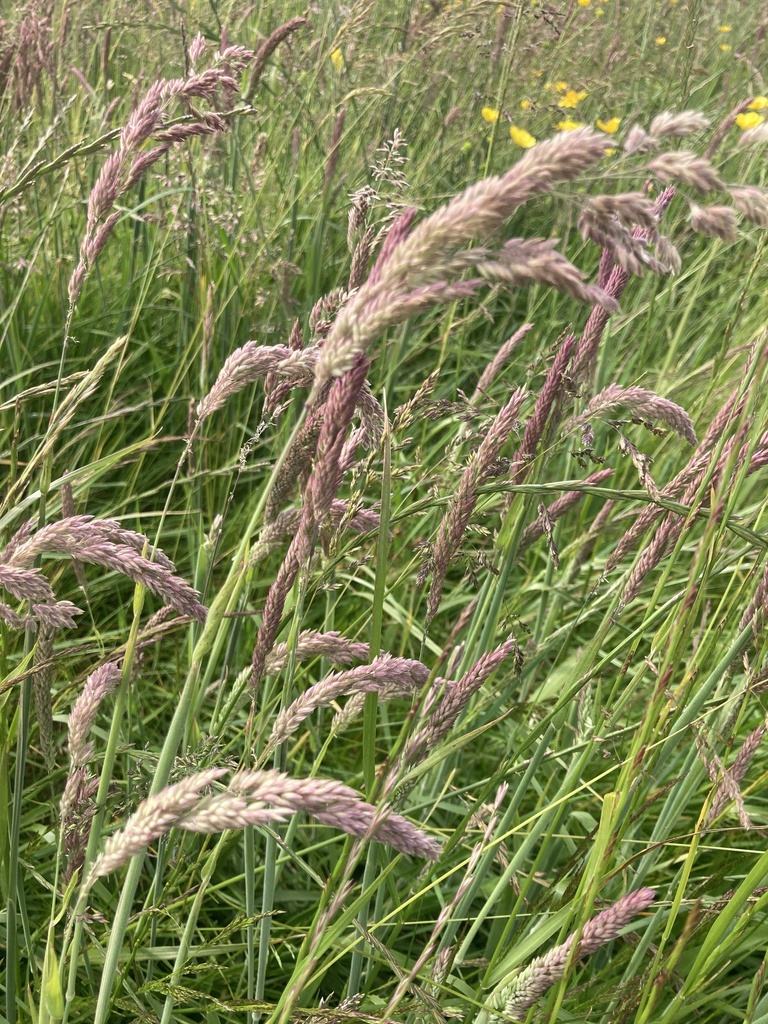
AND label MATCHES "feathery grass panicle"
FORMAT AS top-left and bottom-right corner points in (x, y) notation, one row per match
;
(66, 663), (122, 769)
(197, 343), (317, 422)
(367, 206), (419, 287)
(267, 654), (431, 749)
(264, 411), (324, 523)
(265, 630), (370, 676)
(412, 638), (521, 755)
(12, 515), (175, 570)
(244, 17), (307, 104)
(605, 364), (756, 574)
(571, 187), (676, 384)
(0, 601), (24, 629)
(624, 124), (656, 155)
(648, 110), (711, 137)
(5, 516), (206, 621)
(488, 889), (657, 1021)
(68, 47), (256, 308)
(59, 663), (122, 879)
(729, 186), (768, 228)
(32, 627), (55, 769)
(737, 124), (768, 147)
(265, 317), (304, 413)
(0, 563), (55, 603)
(706, 721), (767, 825)
(510, 333), (575, 484)
(477, 238), (619, 309)
(573, 384), (697, 445)
(688, 203), (738, 242)
(648, 151), (724, 193)
(251, 357), (371, 687)
(427, 388), (526, 623)
(316, 130), (610, 384)
(578, 201), (665, 276)
(472, 324), (533, 402)
(348, 223), (376, 291)
(88, 769), (438, 887)
(31, 600), (82, 629)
